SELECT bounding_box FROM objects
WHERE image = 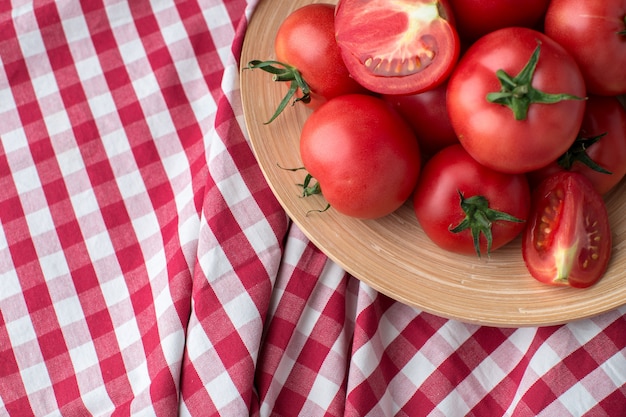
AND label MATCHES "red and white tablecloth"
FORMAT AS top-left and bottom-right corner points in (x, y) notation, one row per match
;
(0, 1), (625, 416)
